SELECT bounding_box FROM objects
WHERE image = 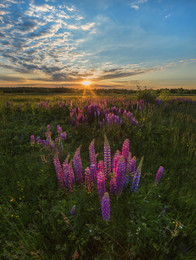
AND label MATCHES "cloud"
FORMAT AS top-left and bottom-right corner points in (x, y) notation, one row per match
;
(0, 75), (24, 81)
(130, 0), (148, 10)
